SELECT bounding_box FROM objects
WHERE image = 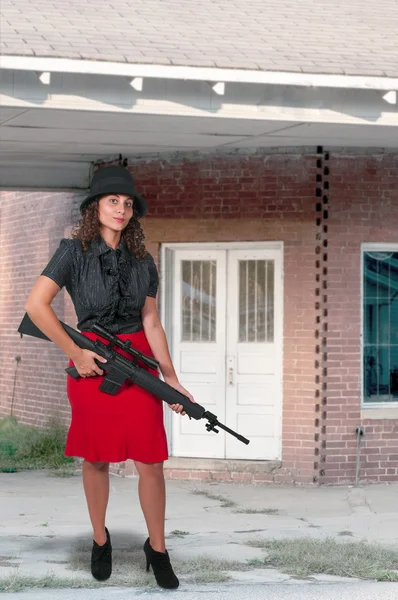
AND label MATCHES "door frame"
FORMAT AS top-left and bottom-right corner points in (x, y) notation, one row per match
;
(160, 241), (284, 459)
